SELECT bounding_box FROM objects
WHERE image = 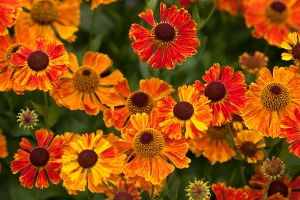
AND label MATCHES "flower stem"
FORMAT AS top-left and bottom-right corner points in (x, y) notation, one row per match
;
(262, 179), (271, 200)
(226, 122), (238, 152)
(43, 92), (49, 130)
(88, 8), (98, 50)
(198, 3), (216, 31)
